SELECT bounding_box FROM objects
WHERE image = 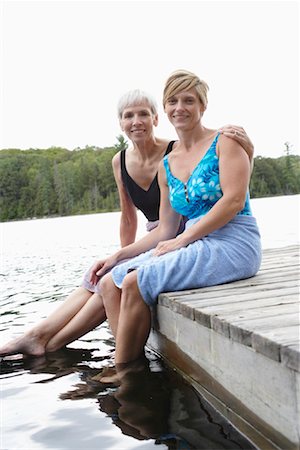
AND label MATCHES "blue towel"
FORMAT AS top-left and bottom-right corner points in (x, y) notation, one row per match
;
(111, 215), (262, 306)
